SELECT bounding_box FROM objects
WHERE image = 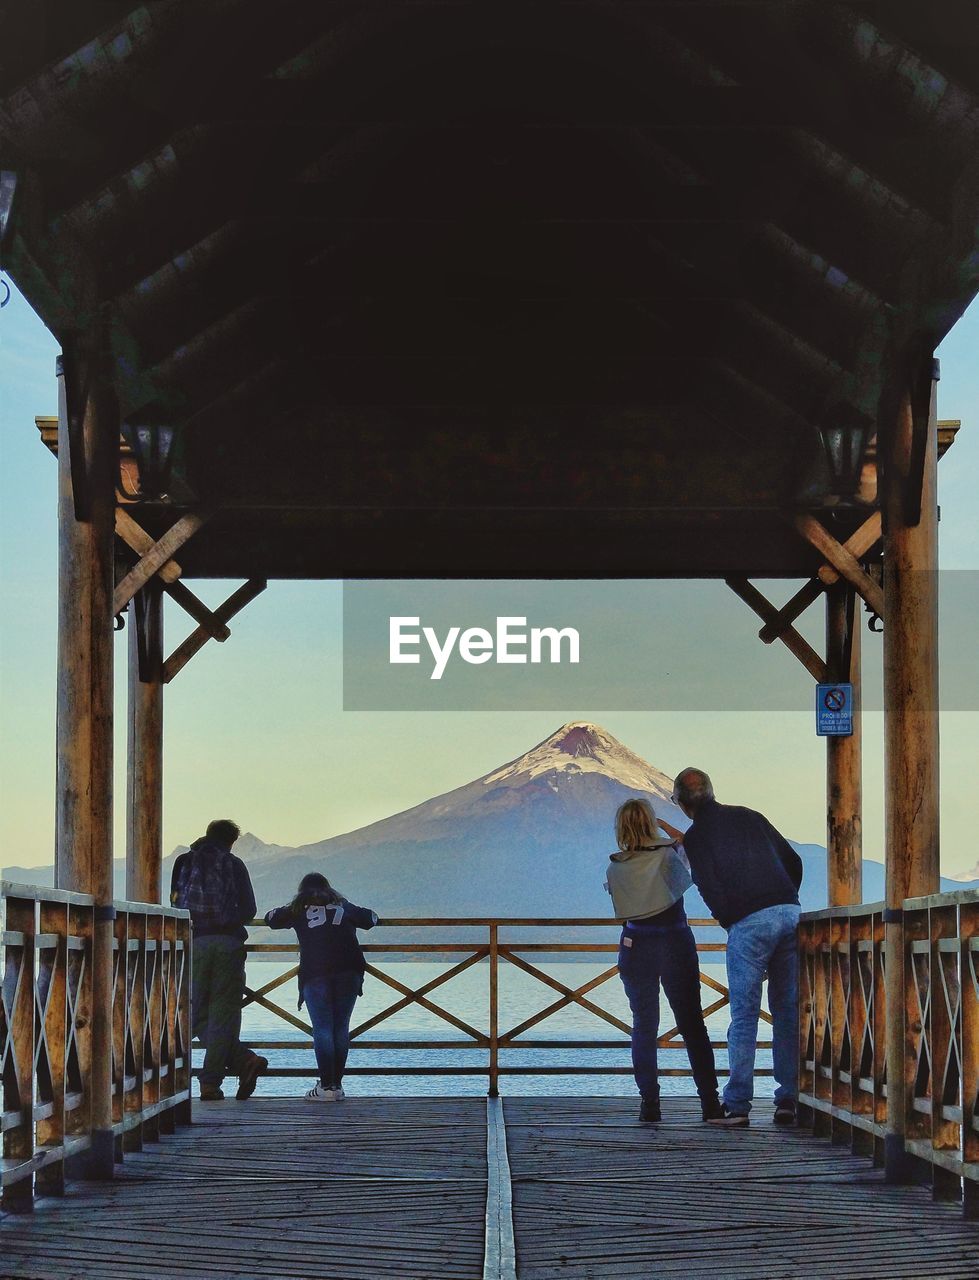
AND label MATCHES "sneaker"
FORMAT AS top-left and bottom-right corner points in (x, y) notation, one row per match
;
(701, 1096), (725, 1123)
(707, 1106), (750, 1129)
(639, 1098), (662, 1123)
(236, 1052), (268, 1100)
(774, 1099), (797, 1127)
(331, 1085), (346, 1100)
(305, 1084), (337, 1101)
(199, 1086), (225, 1101)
